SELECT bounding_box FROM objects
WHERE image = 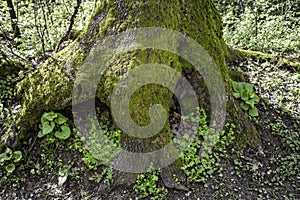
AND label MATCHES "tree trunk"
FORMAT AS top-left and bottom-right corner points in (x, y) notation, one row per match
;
(6, 0), (21, 38)
(1, 0), (260, 188)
